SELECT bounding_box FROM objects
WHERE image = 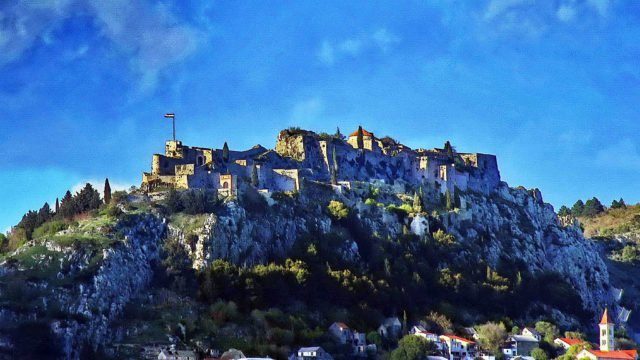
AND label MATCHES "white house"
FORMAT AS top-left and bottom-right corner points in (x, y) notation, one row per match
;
(440, 334), (476, 360)
(296, 347), (334, 360)
(502, 335), (539, 357)
(522, 328), (541, 342)
(410, 326), (446, 351)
